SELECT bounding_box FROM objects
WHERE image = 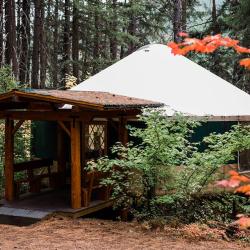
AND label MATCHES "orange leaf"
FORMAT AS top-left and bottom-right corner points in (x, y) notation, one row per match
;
(231, 175), (250, 183)
(239, 58), (250, 69)
(234, 217), (250, 229)
(203, 44), (218, 53)
(229, 170), (239, 176)
(235, 184), (250, 194)
(234, 45), (250, 54)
